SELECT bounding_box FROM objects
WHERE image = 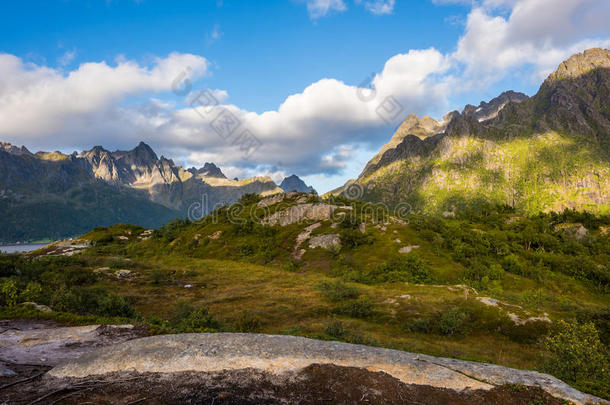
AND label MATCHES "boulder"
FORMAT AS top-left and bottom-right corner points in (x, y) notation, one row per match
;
(399, 245), (420, 253)
(20, 302), (52, 313)
(309, 234), (341, 250)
